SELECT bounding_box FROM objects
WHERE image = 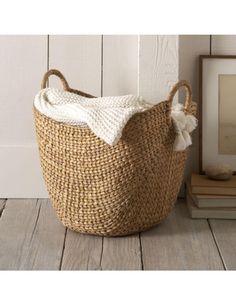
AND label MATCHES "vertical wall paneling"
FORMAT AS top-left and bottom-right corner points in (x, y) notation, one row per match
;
(211, 35), (236, 55)
(0, 35), (102, 198)
(102, 35), (139, 96)
(138, 35), (179, 103)
(179, 35), (211, 192)
(49, 35), (102, 96)
(0, 35), (48, 198)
